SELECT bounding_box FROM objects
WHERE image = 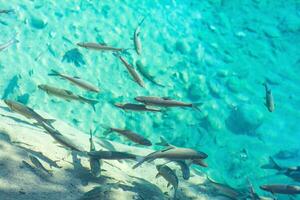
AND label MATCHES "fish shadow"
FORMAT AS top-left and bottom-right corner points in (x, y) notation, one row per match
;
(0, 113), (36, 128)
(62, 48), (86, 67)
